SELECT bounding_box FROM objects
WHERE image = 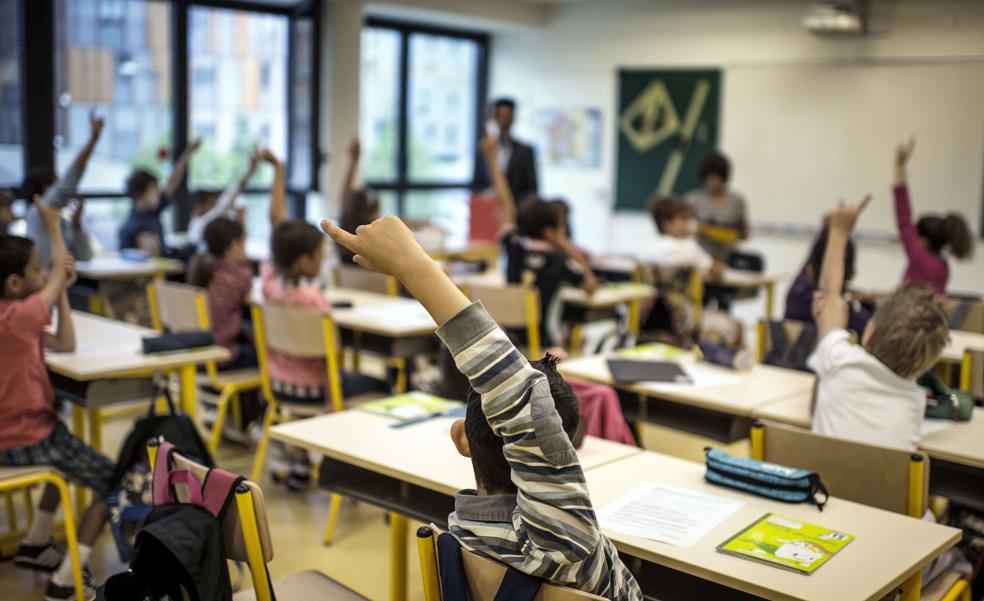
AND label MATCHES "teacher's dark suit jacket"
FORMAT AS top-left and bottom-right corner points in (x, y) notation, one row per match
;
(472, 139), (539, 203)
